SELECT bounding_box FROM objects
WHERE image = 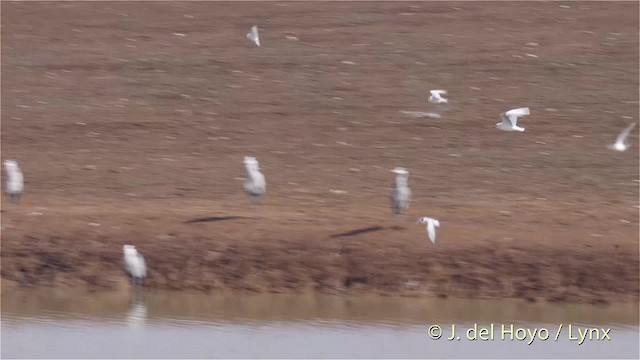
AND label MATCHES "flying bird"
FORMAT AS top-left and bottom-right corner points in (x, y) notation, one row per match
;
(417, 217), (440, 244)
(244, 156), (266, 204)
(496, 107), (530, 132)
(608, 123), (636, 152)
(391, 167), (411, 215)
(428, 90), (448, 104)
(122, 245), (147, 286)
(3, 160), (23, 203)
(246, 25), (260, 47)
